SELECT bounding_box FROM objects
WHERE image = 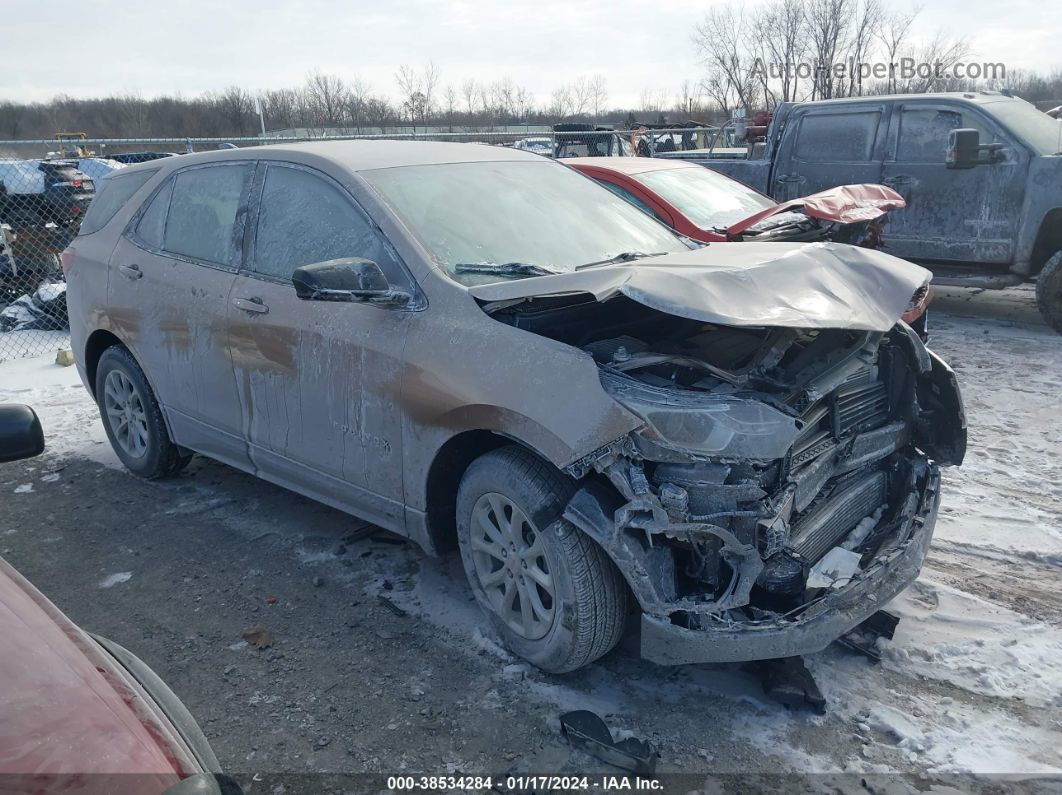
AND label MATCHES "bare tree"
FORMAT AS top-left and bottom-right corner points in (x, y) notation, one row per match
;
(876, 5), (920, 93)
(694, 4), (759, 116)
(842, 0), (884, 96)
(216, 85), (254, 135)
(461, 78), (478, 126)
(443, 84), (458, 131)
(752, 0), (808, 105)
(804, 0), (851, 100)
(304, 72), (349, 127)
(589, 74), (608, 119)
